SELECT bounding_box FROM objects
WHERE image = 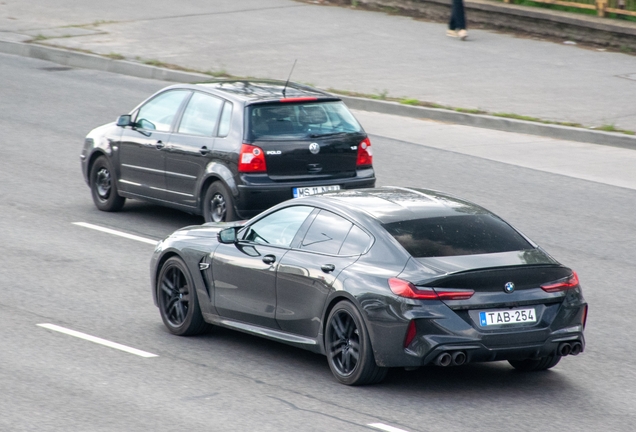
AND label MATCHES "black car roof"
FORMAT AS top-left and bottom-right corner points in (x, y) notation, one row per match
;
(303, 187), (493, 224)
(184, 80), (340, 105)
